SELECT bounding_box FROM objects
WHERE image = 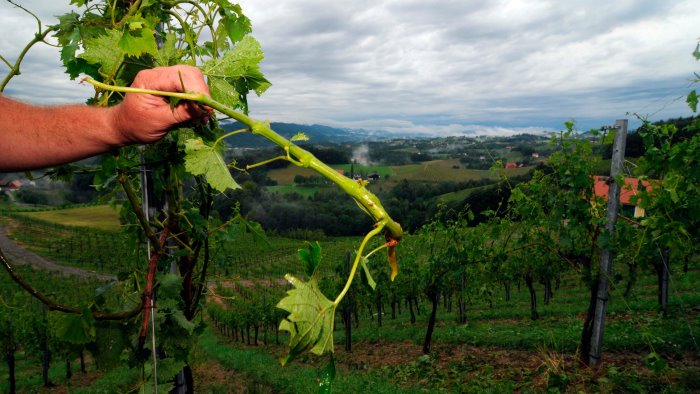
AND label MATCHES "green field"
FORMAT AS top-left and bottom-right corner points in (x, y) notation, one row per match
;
(391, 159), (530, 182)
(17, 205), (122, 231)
(2, 204), (699, 394)
(267, 159), (532, 185)
(437, 184), (494, 204)
(266, 166), (318, 184)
